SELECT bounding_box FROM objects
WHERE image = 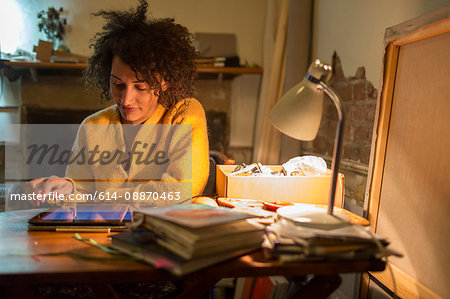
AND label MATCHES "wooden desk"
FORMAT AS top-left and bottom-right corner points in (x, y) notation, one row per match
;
(0, 209), (385, 298)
